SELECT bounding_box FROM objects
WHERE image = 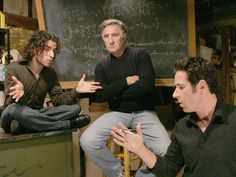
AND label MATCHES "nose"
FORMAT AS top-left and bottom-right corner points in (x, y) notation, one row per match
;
(107, 36), (114, 44)
(172, 89), (179, 104)
(48, 49), (55, 58)
(172, 87), (178, 99)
